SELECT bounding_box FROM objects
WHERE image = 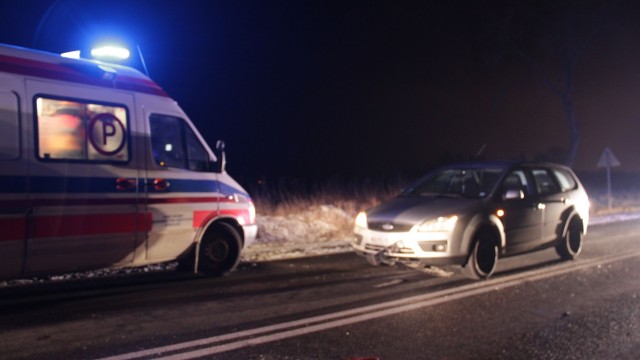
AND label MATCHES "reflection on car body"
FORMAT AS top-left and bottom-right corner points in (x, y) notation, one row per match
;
(353, 161), (590, 279)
